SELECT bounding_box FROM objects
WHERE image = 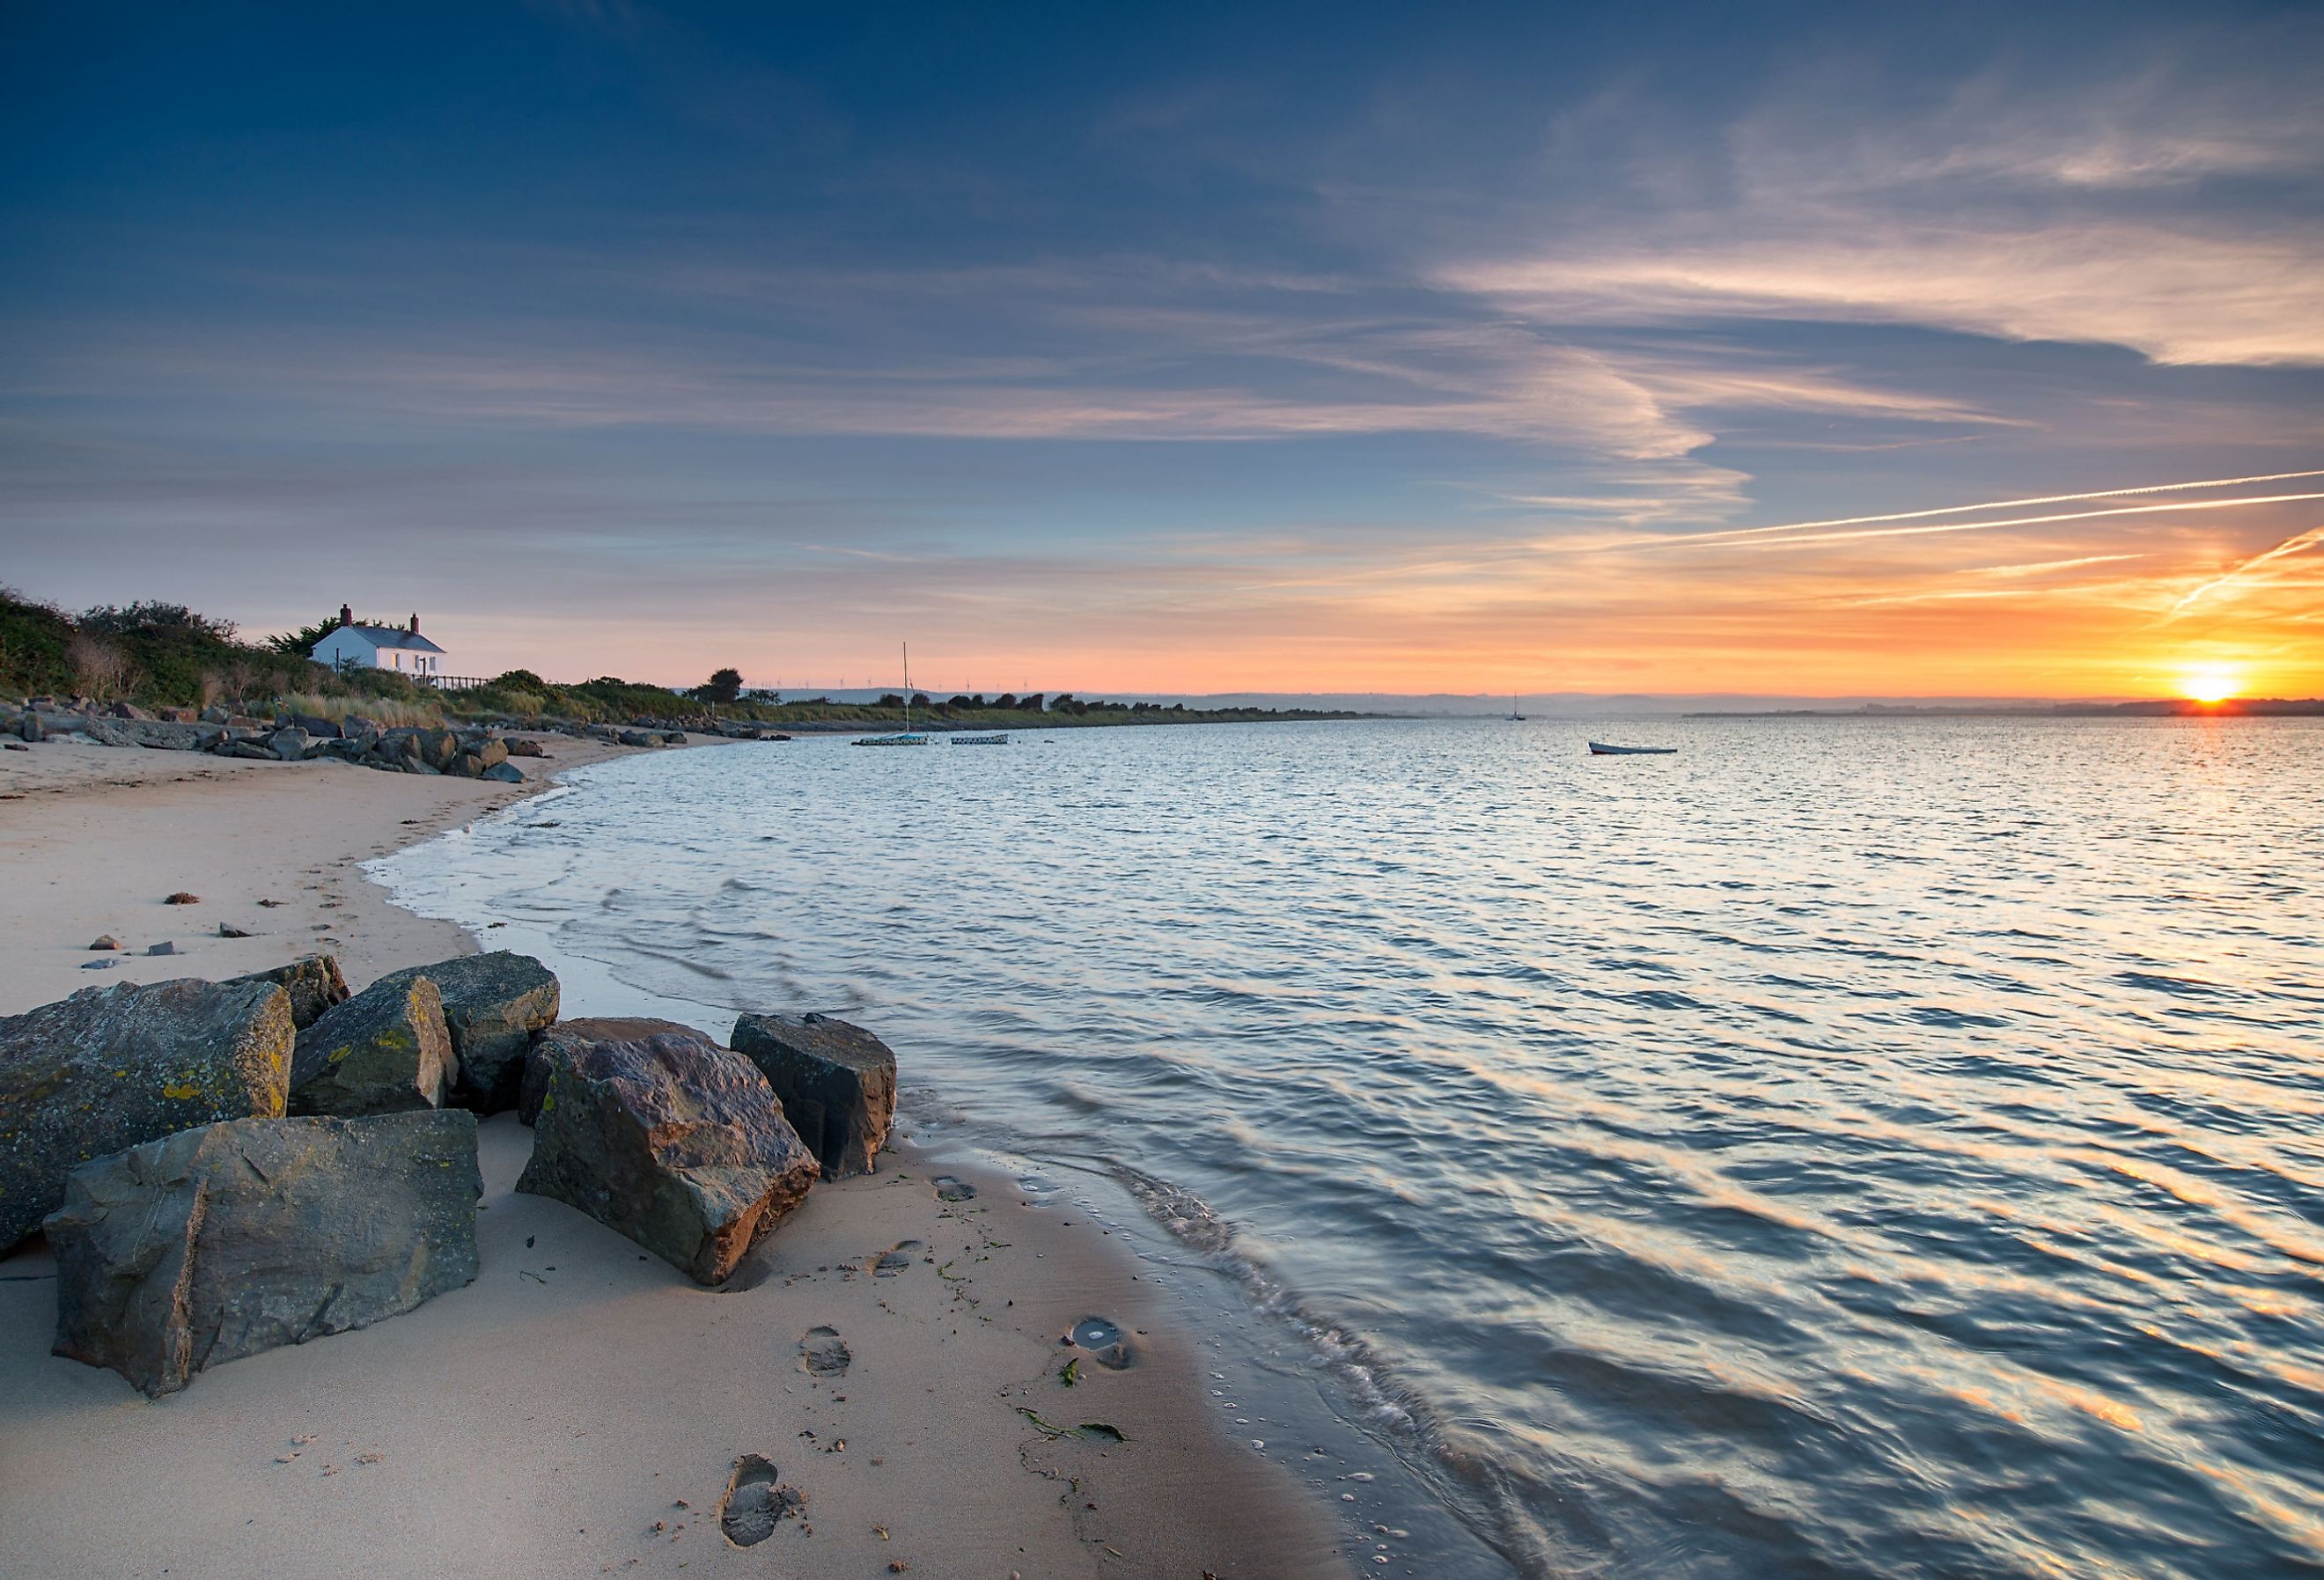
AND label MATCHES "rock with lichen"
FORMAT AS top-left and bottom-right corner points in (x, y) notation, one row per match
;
(289, 975), (456, 1117)
(0, 979), (293, 1250)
